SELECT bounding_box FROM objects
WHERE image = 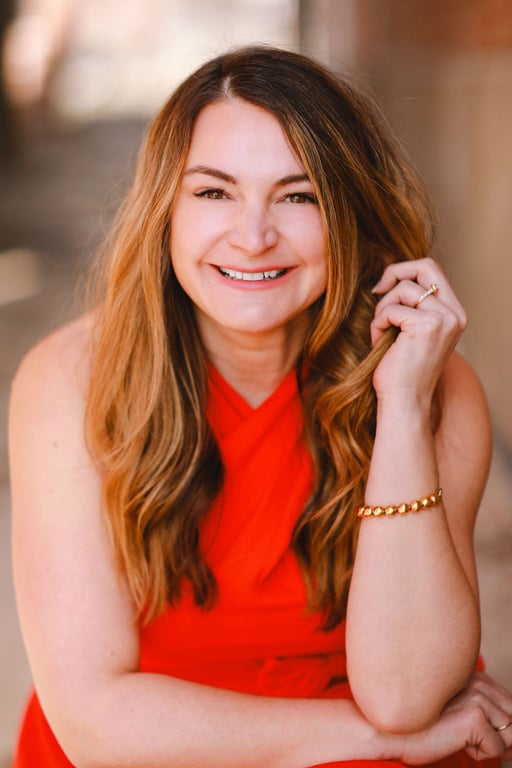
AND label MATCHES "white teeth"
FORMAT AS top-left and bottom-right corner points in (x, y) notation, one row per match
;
(219, 267), (286, 281)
